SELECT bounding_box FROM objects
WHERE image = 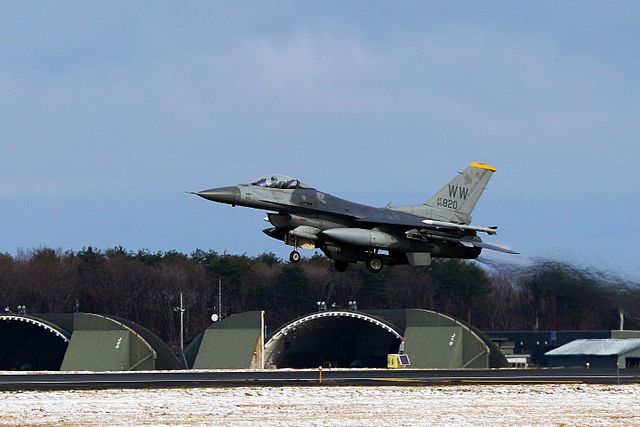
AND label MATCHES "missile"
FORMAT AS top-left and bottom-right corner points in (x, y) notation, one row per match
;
(322, 228), (407, 249)
(422, 219), (498, 235)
